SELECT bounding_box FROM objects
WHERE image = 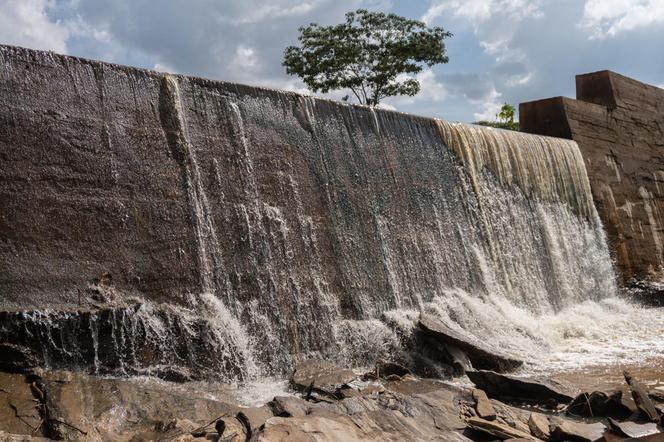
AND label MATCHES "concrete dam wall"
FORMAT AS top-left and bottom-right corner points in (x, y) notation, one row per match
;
(521, 71), (664, 282)
(0, 45), (616, 380)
